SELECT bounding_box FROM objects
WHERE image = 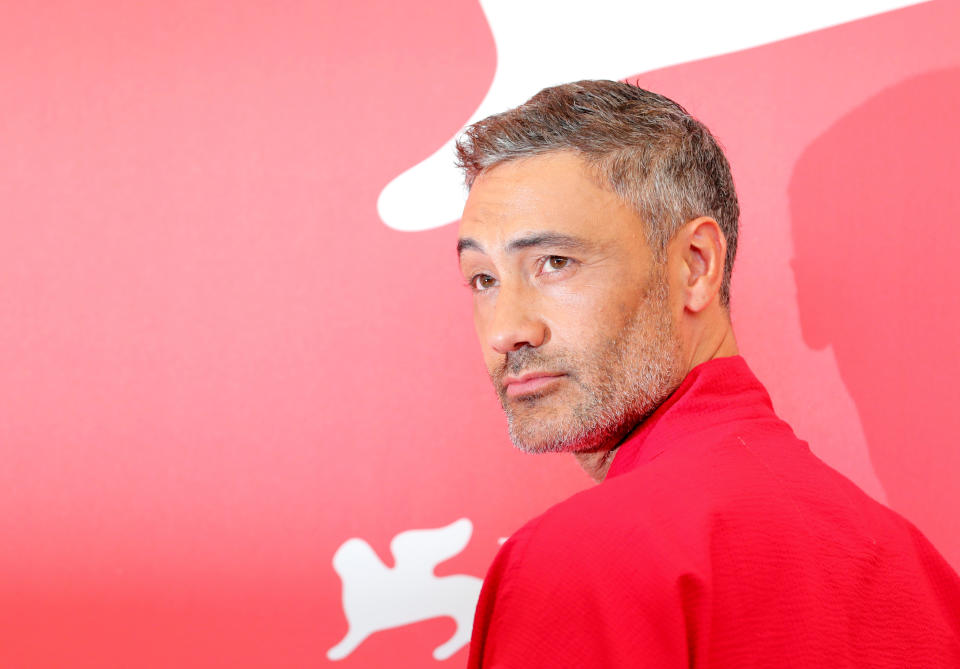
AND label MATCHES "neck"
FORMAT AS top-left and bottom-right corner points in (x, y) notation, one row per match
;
(574, 449), (622, 484)
(682, 302), (739, 371)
